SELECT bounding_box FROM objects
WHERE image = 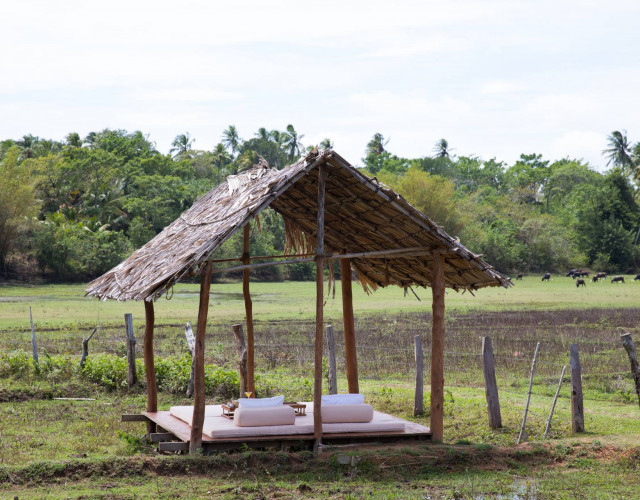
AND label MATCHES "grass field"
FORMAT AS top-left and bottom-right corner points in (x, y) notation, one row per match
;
(1, 276), (640, 498)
